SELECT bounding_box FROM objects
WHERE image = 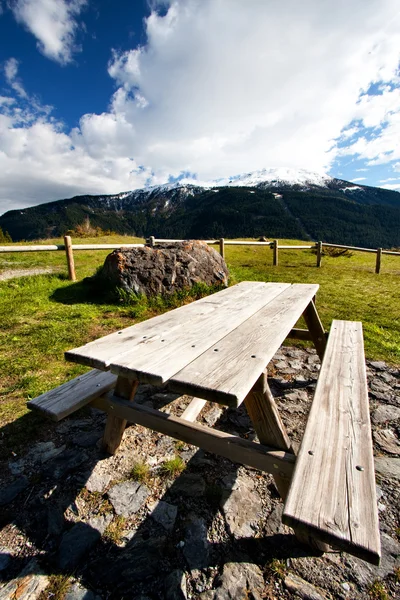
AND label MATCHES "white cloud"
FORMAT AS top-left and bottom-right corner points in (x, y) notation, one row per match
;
(352, 177), (367, 182)
(1, 0), (400, 214)
(10, 0), (87, 64)
(3, 58), (27, 98)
